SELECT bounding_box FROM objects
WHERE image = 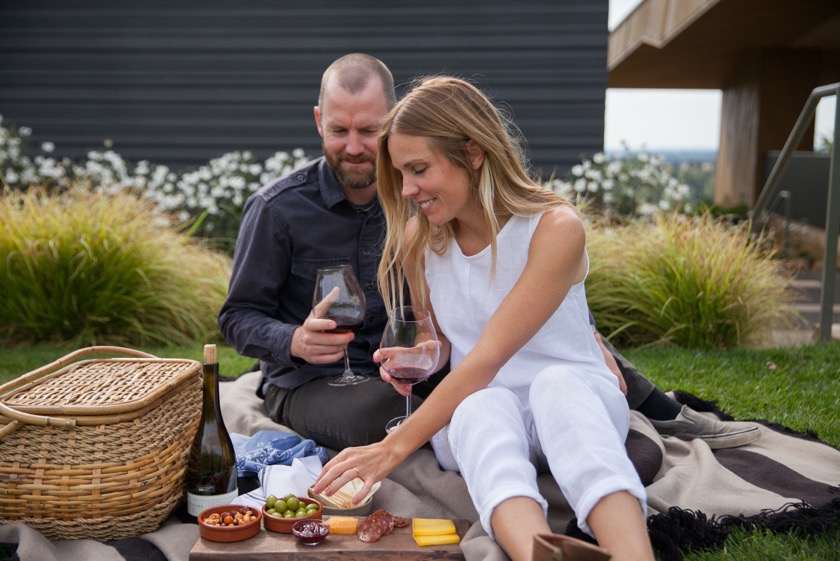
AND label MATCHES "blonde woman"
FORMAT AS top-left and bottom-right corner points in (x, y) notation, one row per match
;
(313, 76), (654, 561)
